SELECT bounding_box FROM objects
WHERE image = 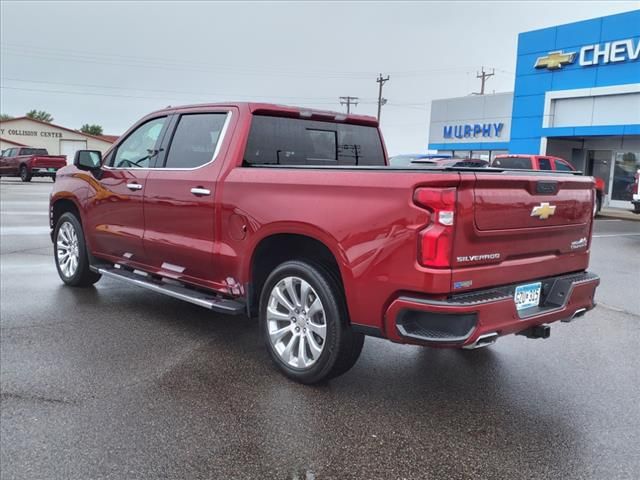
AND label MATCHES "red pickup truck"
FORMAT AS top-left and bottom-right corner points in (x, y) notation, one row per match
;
(492, 154), (606, 216)
(0, 146), (67, 181)
(49, 103), (600, 383)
